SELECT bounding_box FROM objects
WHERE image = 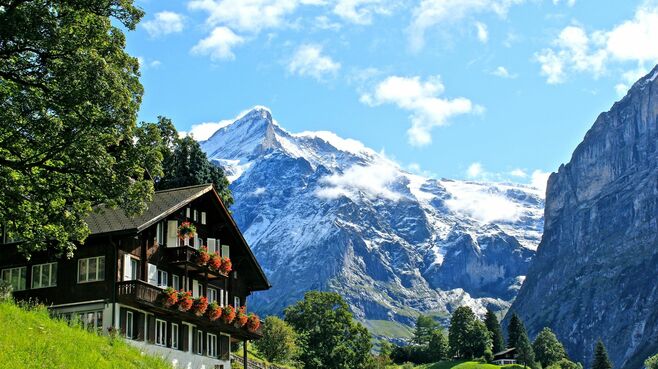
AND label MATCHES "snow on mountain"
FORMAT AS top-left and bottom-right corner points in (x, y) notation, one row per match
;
(200, 106), (544, 337)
